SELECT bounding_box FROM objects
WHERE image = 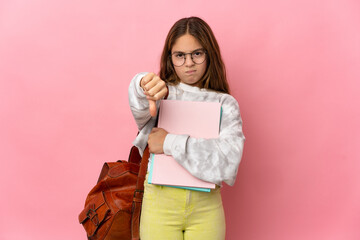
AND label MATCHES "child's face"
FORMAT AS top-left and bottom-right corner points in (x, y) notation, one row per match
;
(171, 34), (207, 87)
